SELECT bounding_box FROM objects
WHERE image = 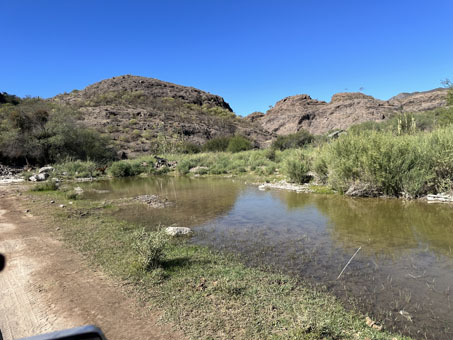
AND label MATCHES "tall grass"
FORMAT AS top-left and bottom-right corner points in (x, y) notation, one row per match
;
(323, 127), (453, 197)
